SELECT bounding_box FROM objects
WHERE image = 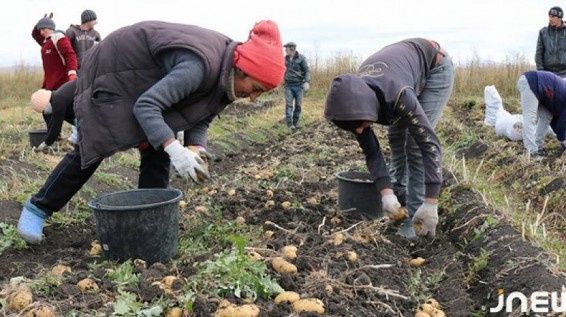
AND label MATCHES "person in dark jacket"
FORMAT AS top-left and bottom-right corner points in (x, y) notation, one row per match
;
(283, 42), (310, 129)
(517, 70), (566, 157)
(325, 38), (454, 240)
(535, 6), (566, 77)
(17, 20), (286, 245)
(30, 81), (78, 152)
(66, 9), (102, 69)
